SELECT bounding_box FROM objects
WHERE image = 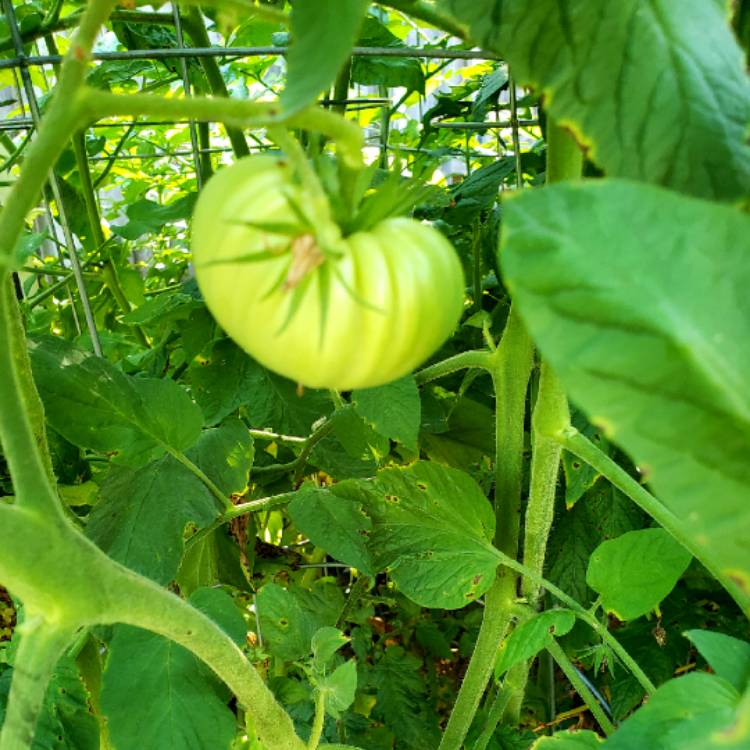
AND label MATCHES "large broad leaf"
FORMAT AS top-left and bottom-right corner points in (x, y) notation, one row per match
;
(0, 656), (99, 750)
(330, 461), (497, 609)
(289, 487), (376, 575)
(29, 336), (203, 467)
(495, 609), (576, 677)
(684, 630), (750, 693)
(352, 375), (421, 450)
(500, 179), (750, 611)
(189, 338), (331, 432)
(101, 588), (245, 750)
(86, 455), (218, 584)
(256, 582), (344, 661)
(351, 16), (425, 94)
(602, 673), (743, 749)
(441, 0), (750, 200)
(282, 0), (369, 115)
(587, 529), (692, 621)
(86, 419), (247, 583)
